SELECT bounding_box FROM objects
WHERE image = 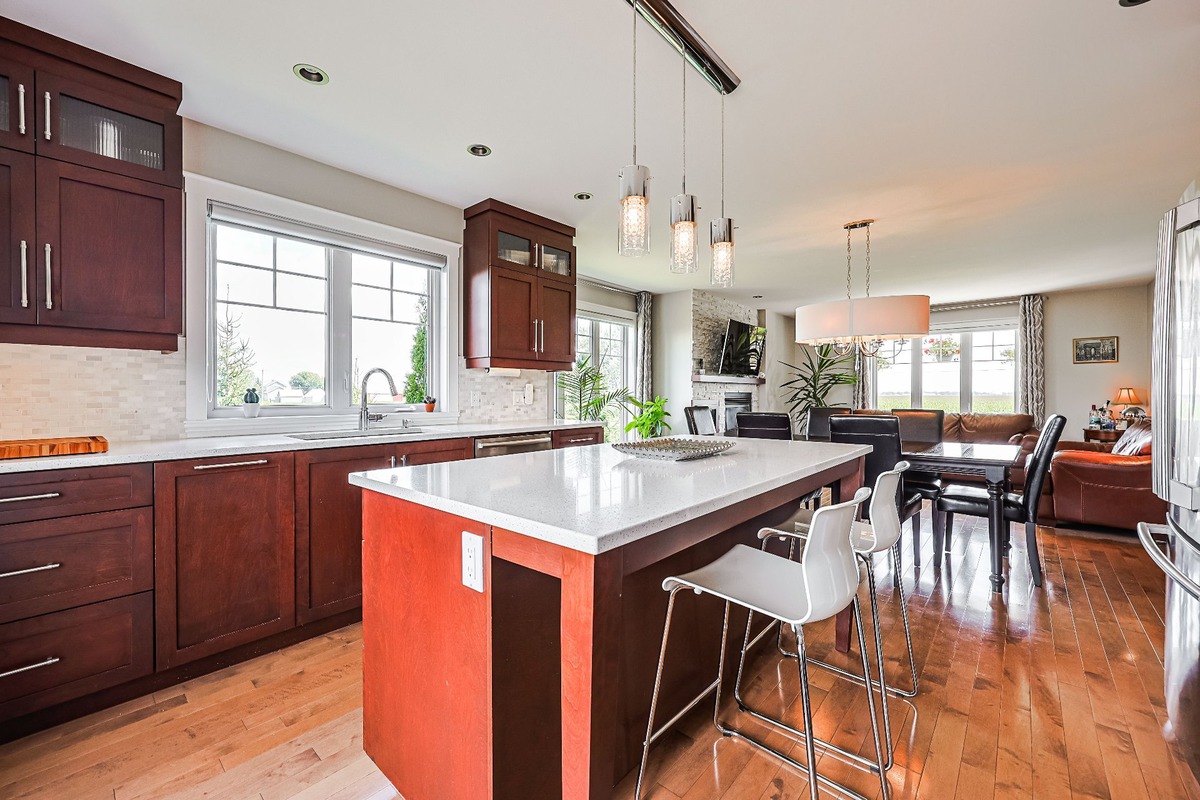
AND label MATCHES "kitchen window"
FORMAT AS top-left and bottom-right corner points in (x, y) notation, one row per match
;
(206, 203), (447, 418)
(556, 311), (637, 441)
(874, 327), (1017, 413)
